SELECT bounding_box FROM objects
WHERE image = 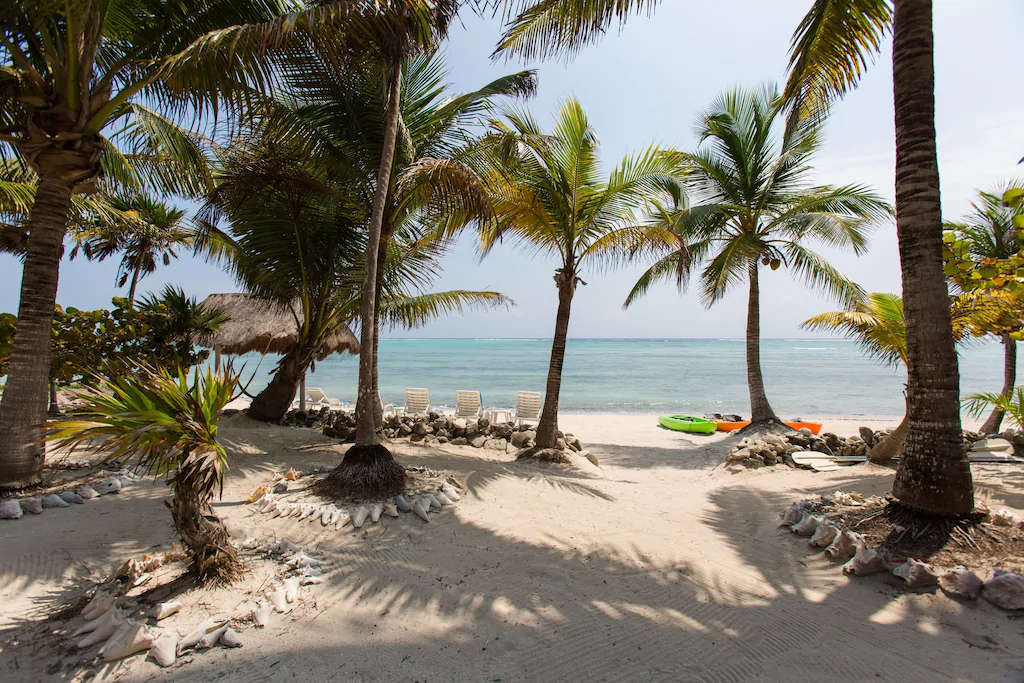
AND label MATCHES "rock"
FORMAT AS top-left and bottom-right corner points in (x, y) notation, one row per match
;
(471, 436), (487, 448)
(21, 498), (43, 515)
(982, 570), (1024, 611)
(428, 411), (441, 421)
(726, 464), (745, 474)
(271, 481), (288, 494)
(939, 565), (982, 600)
(484, 438), (508, 451)
(453, 418), (467, 429)
(41, 493), (69, 508)
(466, 423), (480, 437)
(581, 451), (599, 467)
(506, 441), (518, 454)
(525, 430), (537, 442)
(510, 431), (531, 448)
(554, 438), (566, 450)
(858, 426), (875, 447)
(437, 436), (448, 444)
(811, 441), (834, 456)
(822, 432), (841, 451)
(409, 433), (424, 443)
(798, 427), (813, 437)
(398, 424), (412, 437)
(760, 451), (778, 465)
(0, 499), (23, 520)
(423, 435), (438, 445)
(451, 437), (468, 446)
(726, 447), (751, 463)
(478, 417), (490, 430)
(412, 422), (429, 436)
